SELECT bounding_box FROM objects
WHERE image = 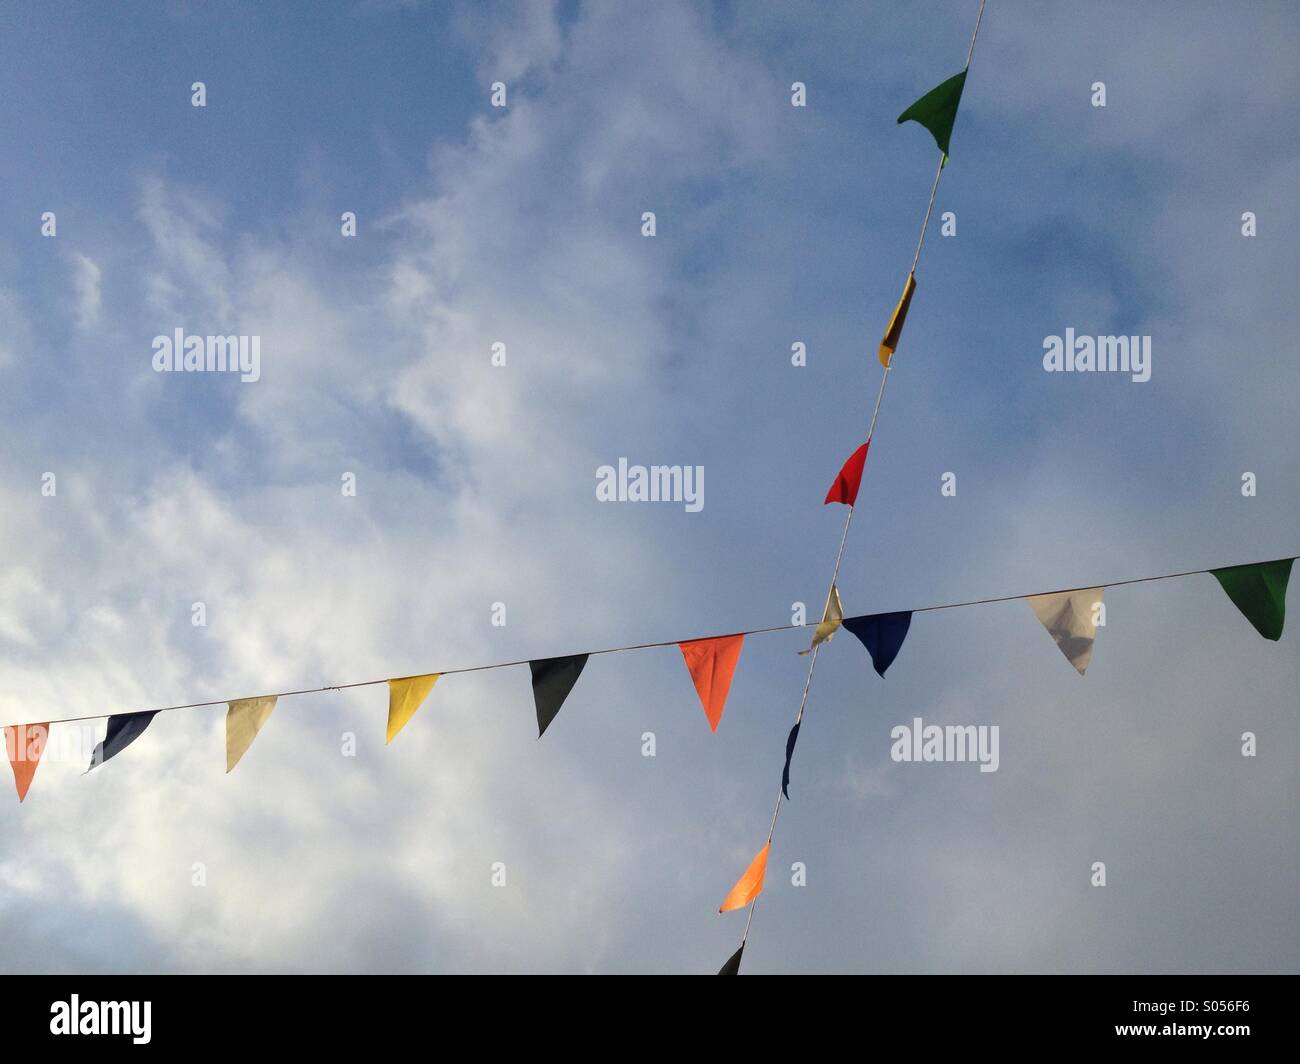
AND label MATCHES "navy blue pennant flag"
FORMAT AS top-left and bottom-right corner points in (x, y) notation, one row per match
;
(88, 711), (159, 771)
(718, 944), (744, 975)
(781, 721), (801, 800)
(529, 654), (589, 737)
(843, 611), (913, 676)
